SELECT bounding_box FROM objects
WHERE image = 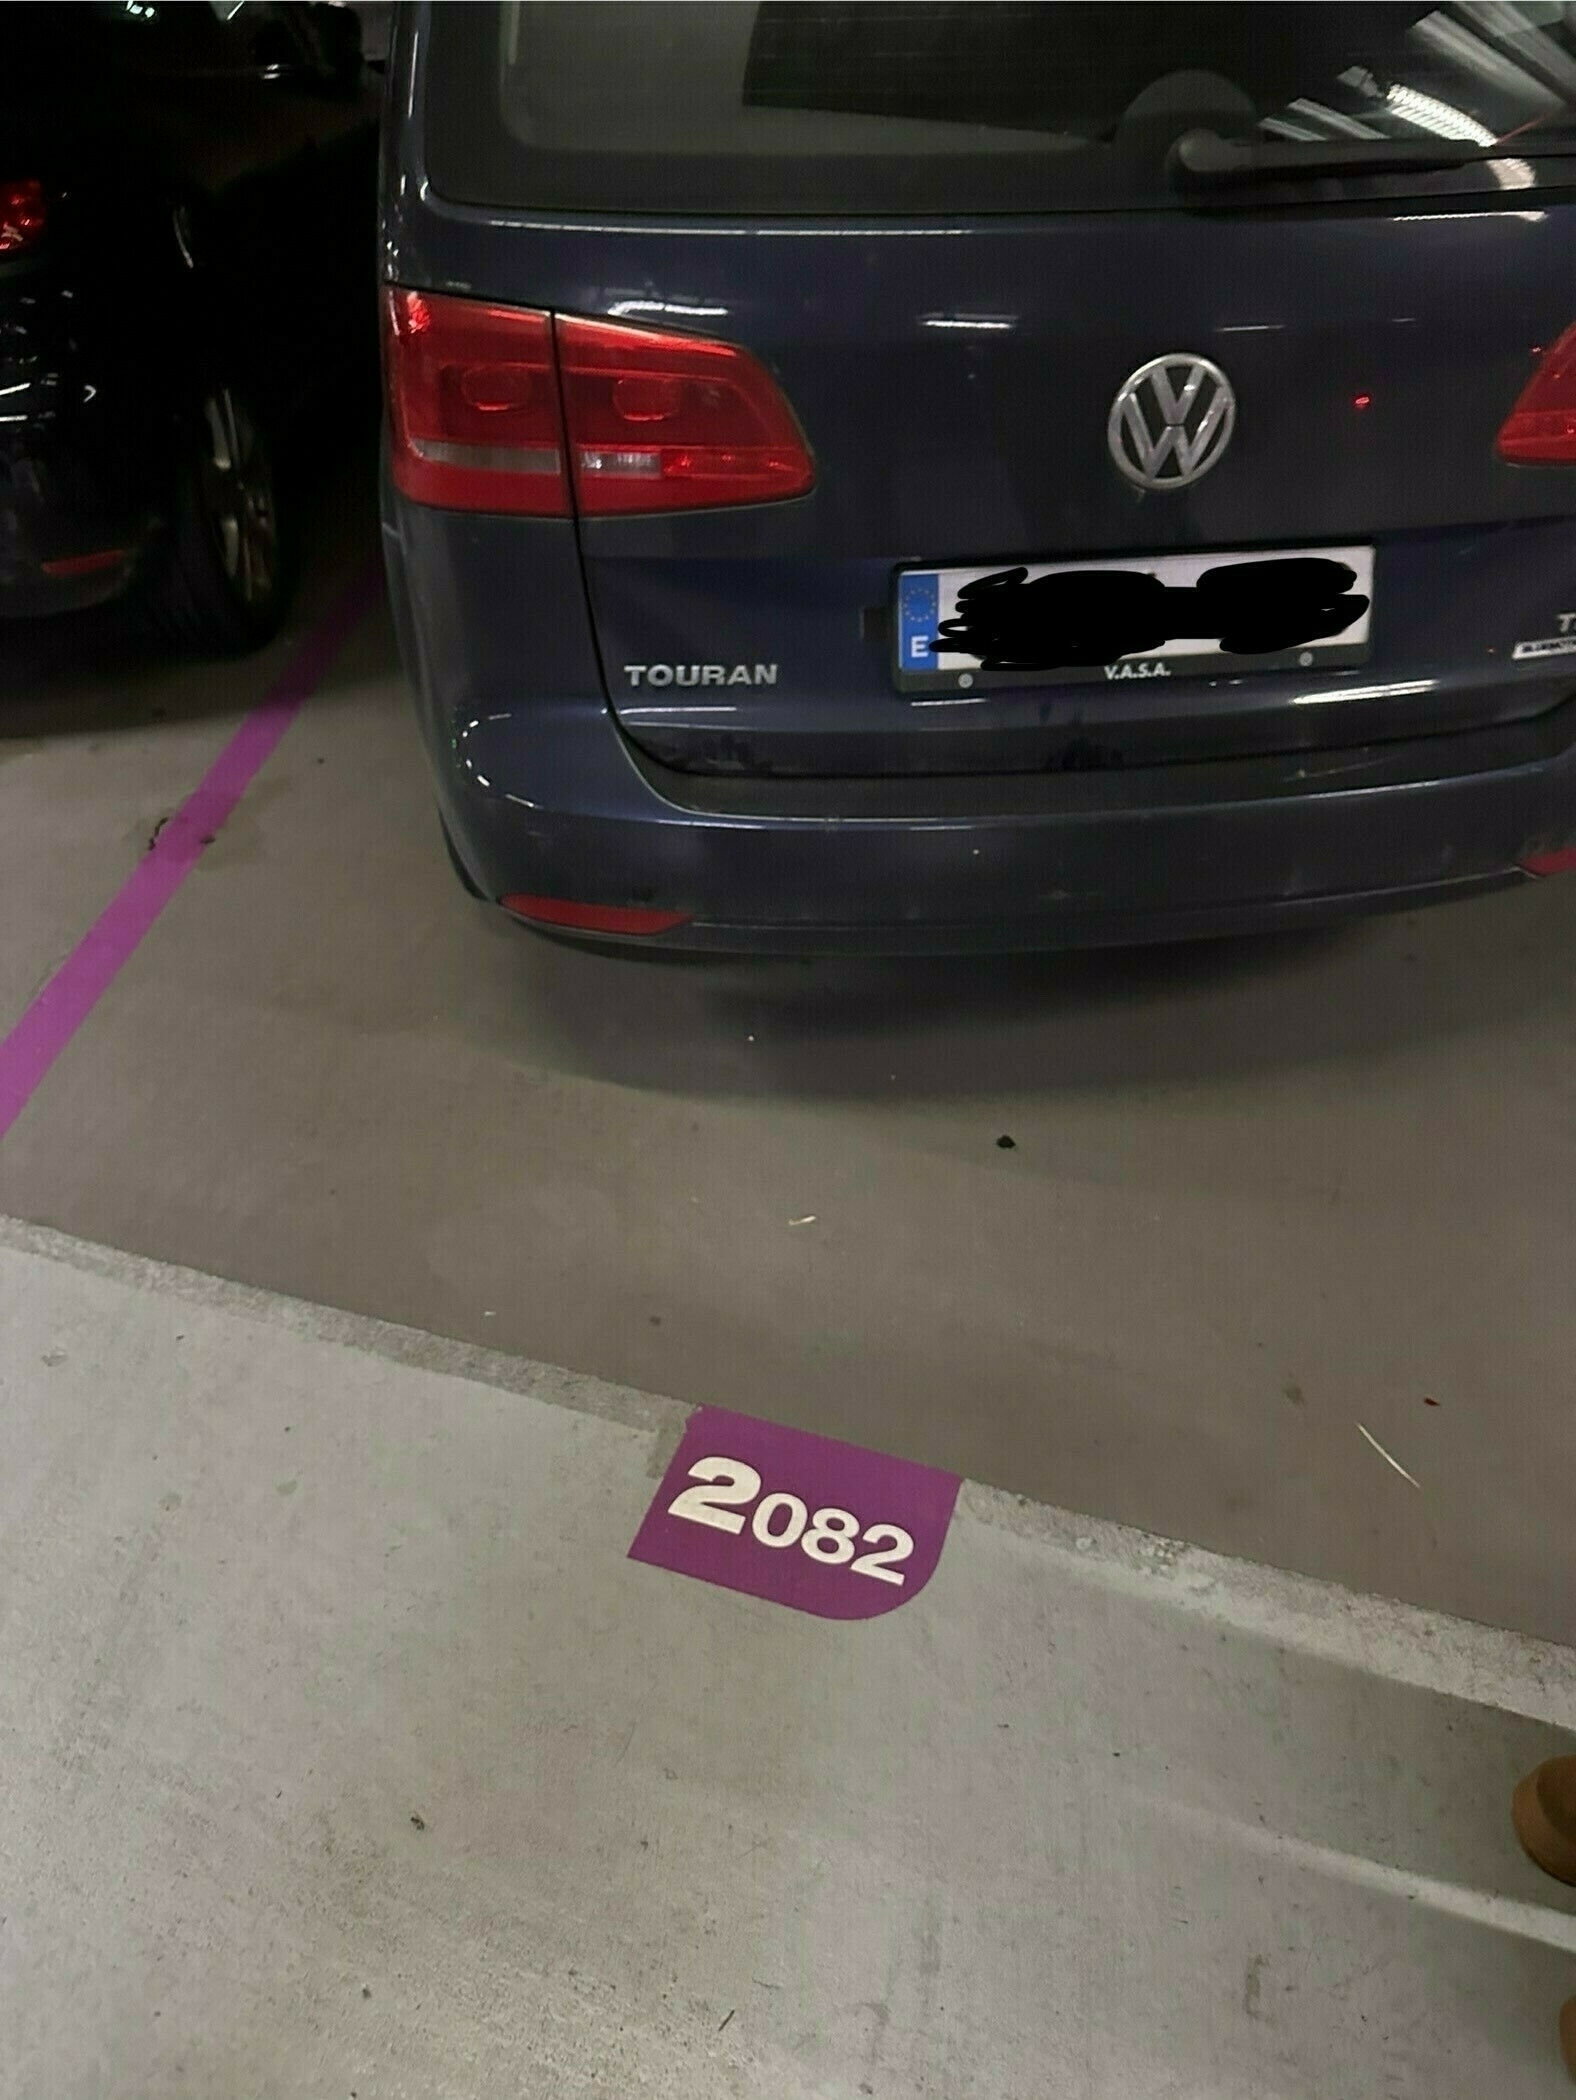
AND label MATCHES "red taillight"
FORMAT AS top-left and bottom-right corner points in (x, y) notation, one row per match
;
(1498, 324), (1576, 463)
(383, 288), (570, 514)
(1521, 845), (1576, 876)
(383, 290), (814, 517)
(500, 893), (691, 936)
(0, 179), (46, 256)
(555, 315), (814, 515)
